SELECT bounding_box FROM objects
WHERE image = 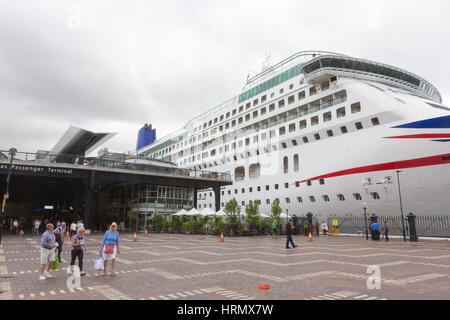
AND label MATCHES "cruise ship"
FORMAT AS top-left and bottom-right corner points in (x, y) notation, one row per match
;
(137, 51), (450, 218)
